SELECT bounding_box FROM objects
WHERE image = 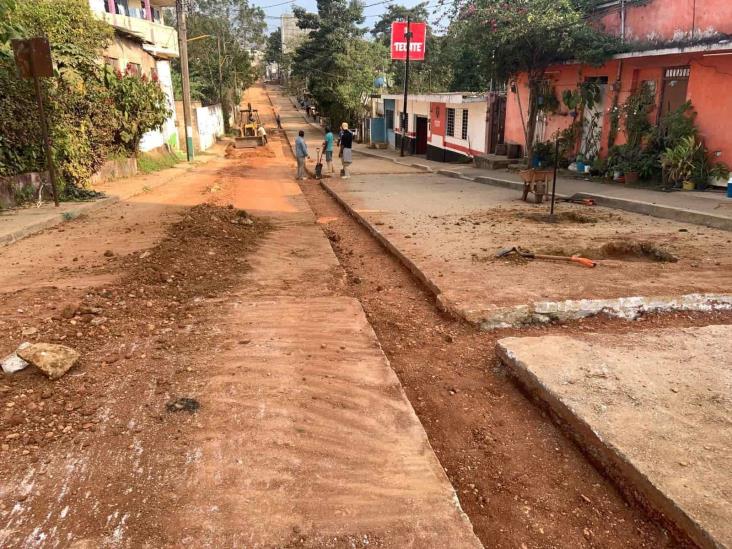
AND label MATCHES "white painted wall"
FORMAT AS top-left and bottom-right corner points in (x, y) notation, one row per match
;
(444, 102), (487, 156)
(393, 98), (430, 133)
(195, 105), (225, 151)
